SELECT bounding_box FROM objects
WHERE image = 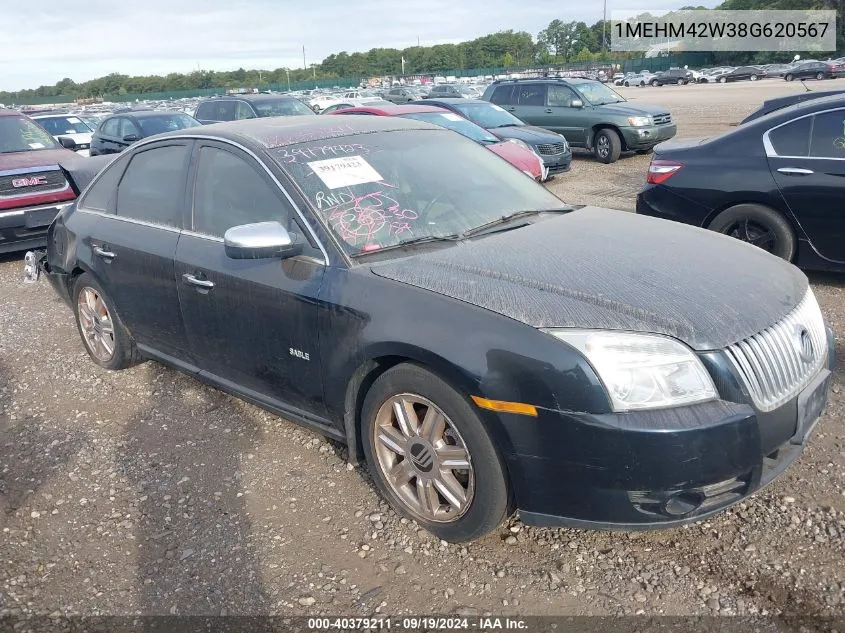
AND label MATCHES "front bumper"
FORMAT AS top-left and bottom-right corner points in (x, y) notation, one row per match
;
(538, 148), (573, 177)
(500, 330), (835, 529)
(621, 123), (678, 150)
(0, 201), (72, 255)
